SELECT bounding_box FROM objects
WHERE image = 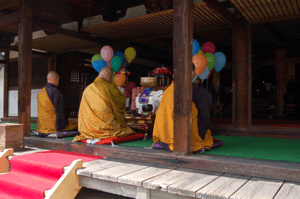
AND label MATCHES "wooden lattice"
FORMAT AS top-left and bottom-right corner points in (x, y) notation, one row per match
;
(56, 53), (85, 117)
